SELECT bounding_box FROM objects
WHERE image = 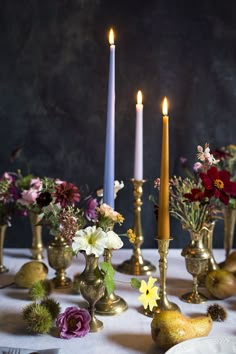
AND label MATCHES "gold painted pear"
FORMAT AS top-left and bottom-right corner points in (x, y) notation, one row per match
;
(14, 261), (48, 288)
(151, 310), (212, 350)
